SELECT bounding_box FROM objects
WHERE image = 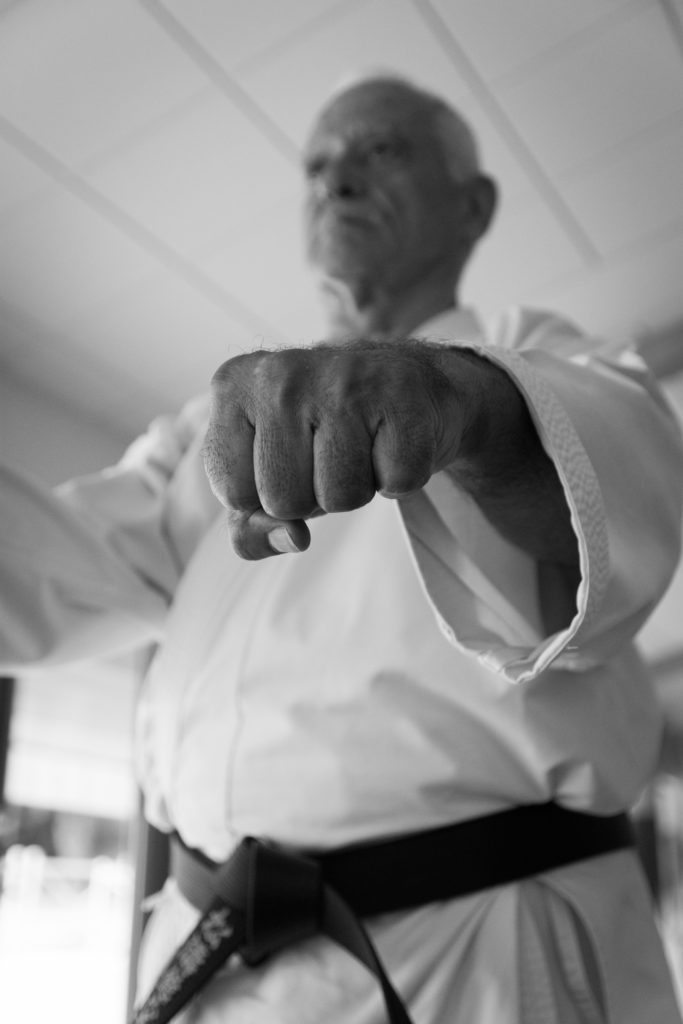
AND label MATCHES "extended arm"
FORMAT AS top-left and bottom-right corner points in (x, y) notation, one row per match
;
(203, 339), (578, 570)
